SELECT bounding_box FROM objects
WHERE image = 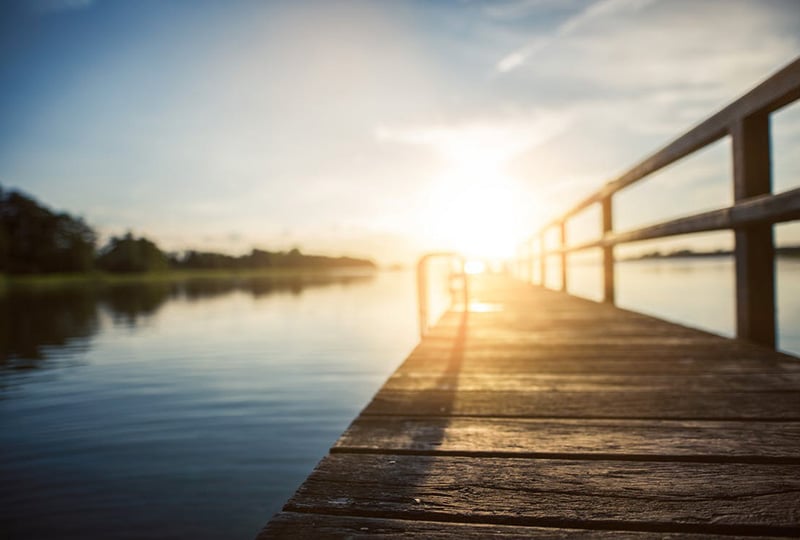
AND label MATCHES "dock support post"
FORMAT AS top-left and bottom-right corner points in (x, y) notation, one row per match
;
(731, 114), (775, 348)
(602, 196), (615, 304)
